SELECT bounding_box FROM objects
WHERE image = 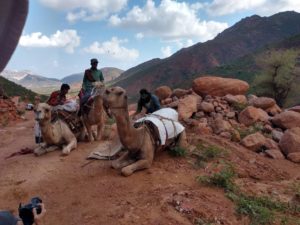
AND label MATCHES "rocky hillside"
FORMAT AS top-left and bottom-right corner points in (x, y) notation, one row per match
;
(113, 11), (300, 100)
